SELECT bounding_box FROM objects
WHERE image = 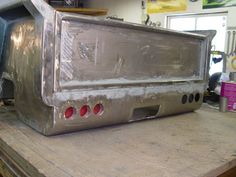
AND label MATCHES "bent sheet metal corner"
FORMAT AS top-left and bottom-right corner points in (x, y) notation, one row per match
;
(0, 0), (216, 135)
